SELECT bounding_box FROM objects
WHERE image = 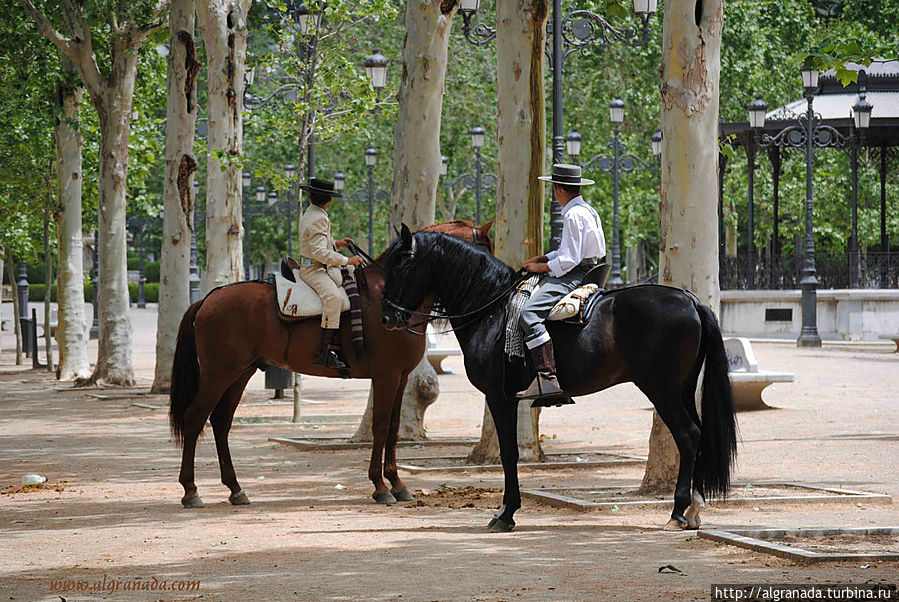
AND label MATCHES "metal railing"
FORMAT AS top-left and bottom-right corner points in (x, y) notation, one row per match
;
(720, 251), (897, 290)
